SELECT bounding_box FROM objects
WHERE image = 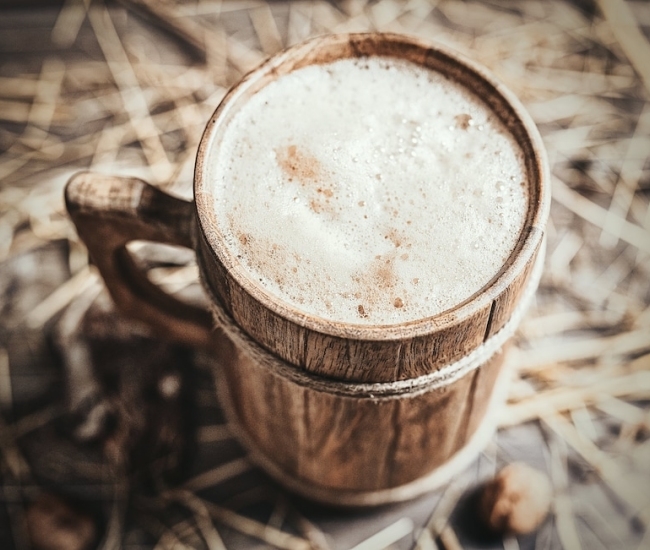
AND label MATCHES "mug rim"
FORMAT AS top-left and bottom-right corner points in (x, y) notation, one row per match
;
(194, 32), (550, 342)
